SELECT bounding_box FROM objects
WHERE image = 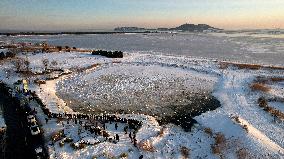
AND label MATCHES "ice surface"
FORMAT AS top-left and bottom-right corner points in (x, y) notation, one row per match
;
(7, 32), (284, 66)
(57, 63), (218, 116)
